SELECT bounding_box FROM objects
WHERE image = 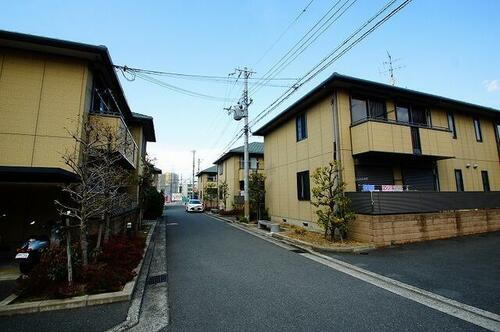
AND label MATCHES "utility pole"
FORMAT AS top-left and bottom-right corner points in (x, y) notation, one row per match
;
(191, 150), (196, 199)
(226, 67), (254, 220)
